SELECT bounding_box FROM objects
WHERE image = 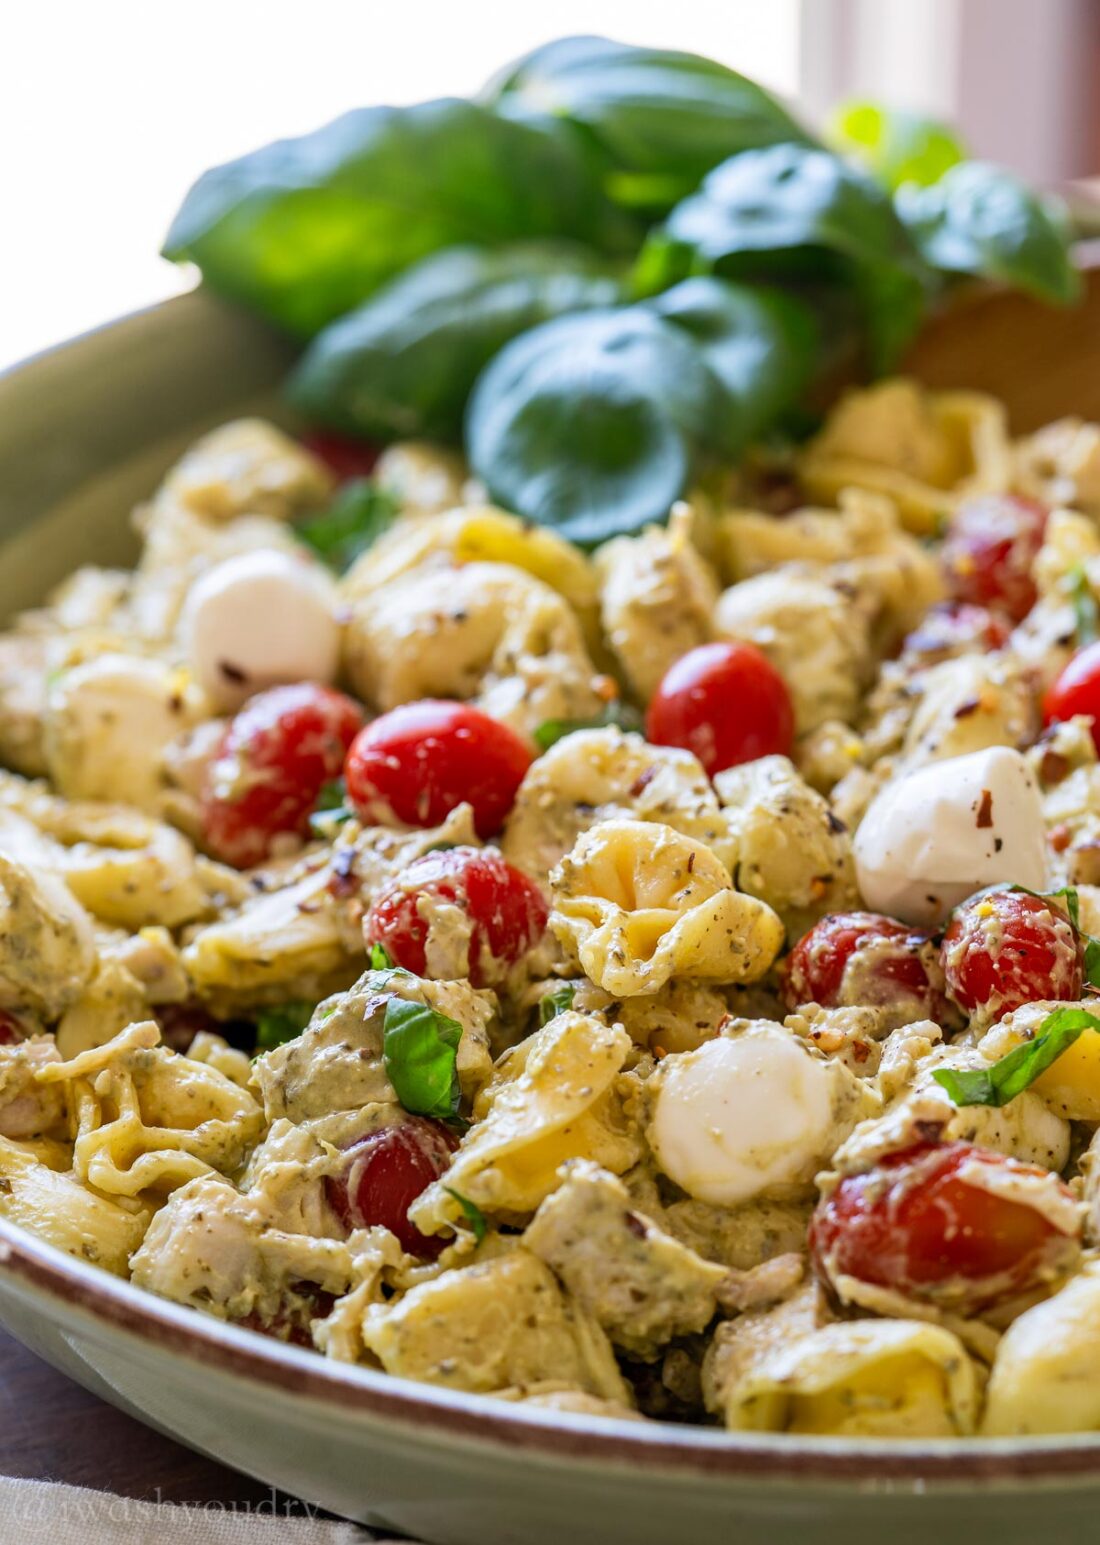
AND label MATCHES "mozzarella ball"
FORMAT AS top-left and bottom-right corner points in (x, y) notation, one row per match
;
(180, 550), (340, 710)
(649, 1028), (845, 1206)
(854, 746), (1049, 928)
